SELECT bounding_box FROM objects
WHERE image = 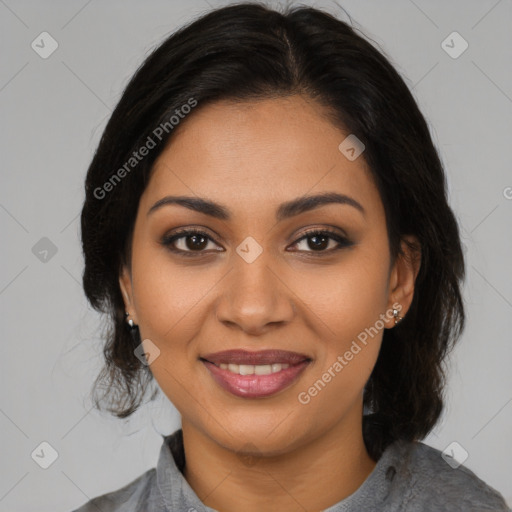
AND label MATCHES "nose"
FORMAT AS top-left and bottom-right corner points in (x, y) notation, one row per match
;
(214, 249), (296, 336)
